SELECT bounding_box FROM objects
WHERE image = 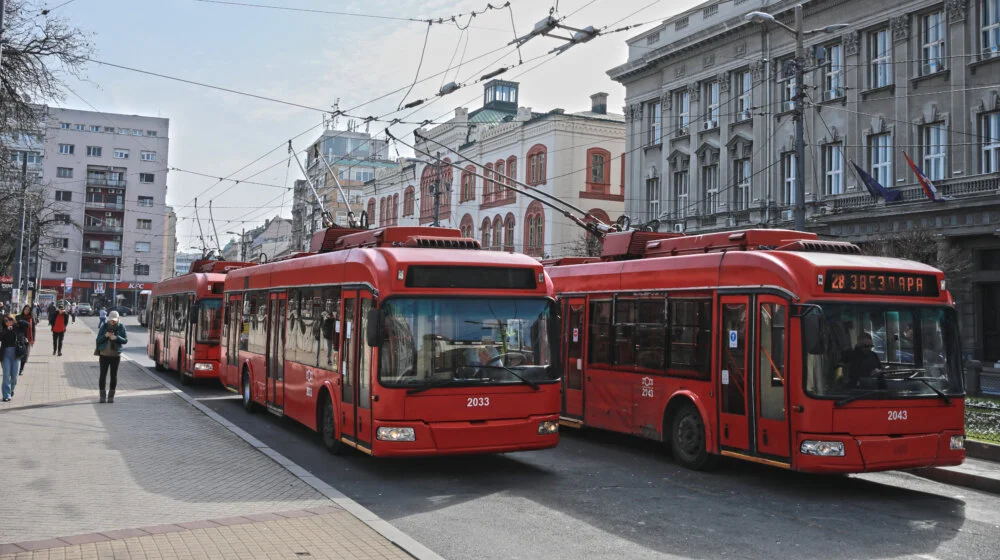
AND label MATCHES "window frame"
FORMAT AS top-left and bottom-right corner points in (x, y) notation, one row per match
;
(823, 143), (844, 196)
(735, 70), (752, 119)
(733, 157), (752, 211)
(702, 162), (719, 214)
(869, 28), (892, 89)
(780, 152), (797, 206)
(921, 122), (947, 181)
(920, 11), (946, 74)
(982, 111), (1000, 174)
(647, 100), (662, 145)
(869, 132), (893, 186)
(675, 90), (690, 131)
(646, 176), (661, 222)
(673, 169), (689, 219)
(983, 0), (1000, 57)
(703, 81), (719, 127)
